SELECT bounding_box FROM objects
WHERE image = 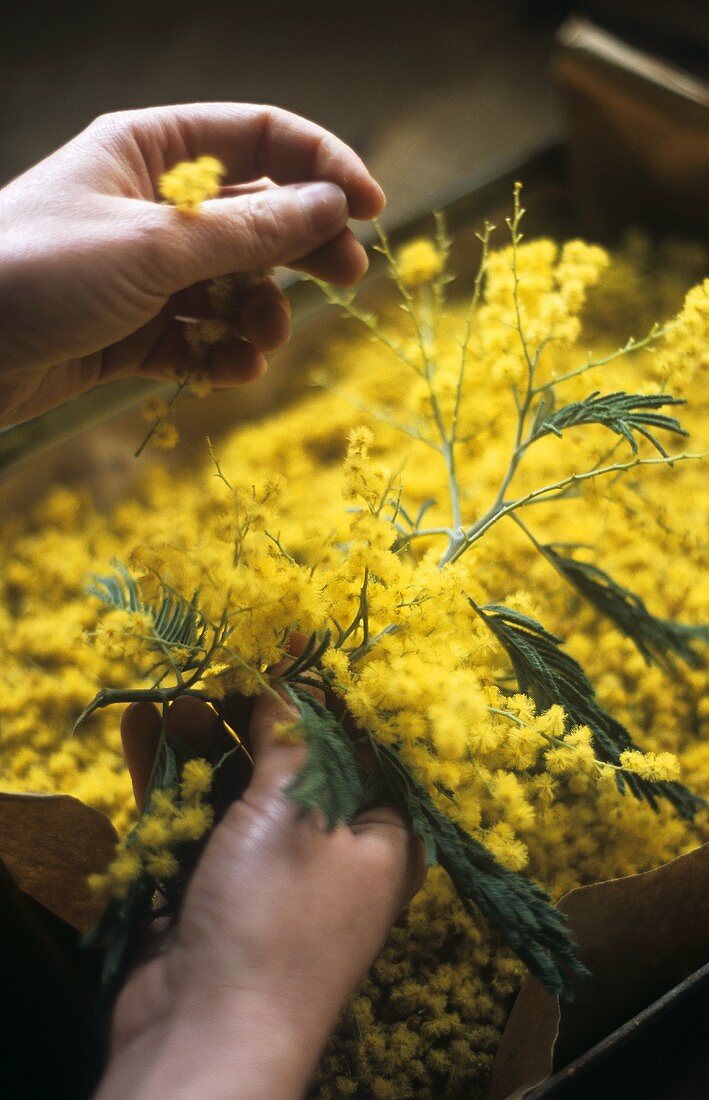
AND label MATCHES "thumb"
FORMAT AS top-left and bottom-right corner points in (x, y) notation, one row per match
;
(158, 181), (350, 287)
(247, 686), (303, 757)
(242, 687), (309, 801)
